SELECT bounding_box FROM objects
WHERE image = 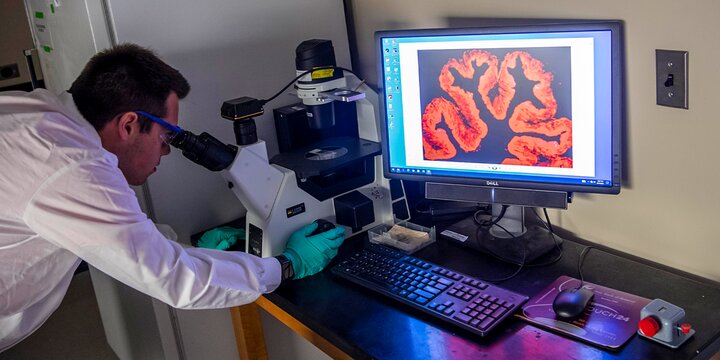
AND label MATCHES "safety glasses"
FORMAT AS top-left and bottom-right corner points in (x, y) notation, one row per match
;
(135, 111), (183, 146)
